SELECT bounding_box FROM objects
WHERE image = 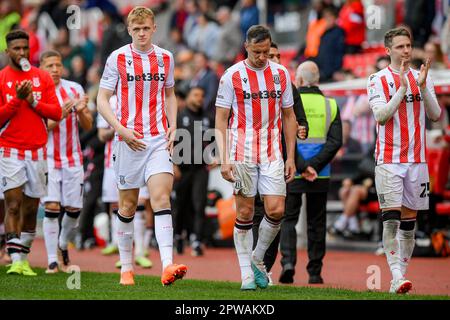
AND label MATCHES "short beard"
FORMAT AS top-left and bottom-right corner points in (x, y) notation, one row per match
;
(11, 58), (22, 70)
